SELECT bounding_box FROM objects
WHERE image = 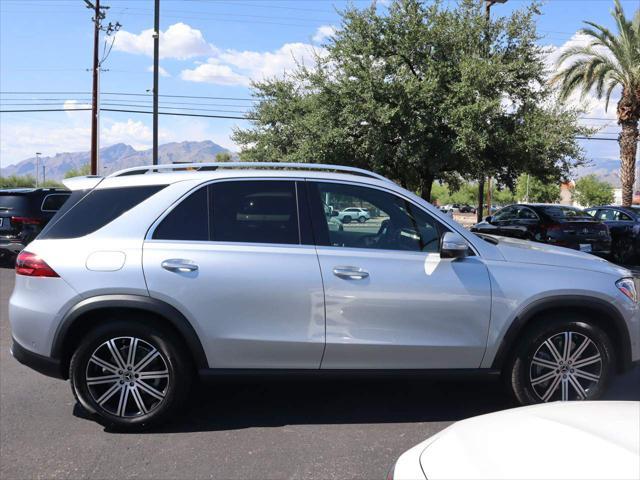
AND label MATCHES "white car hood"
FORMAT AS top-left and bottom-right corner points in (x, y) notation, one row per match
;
(419, 401), (640, 480)
(491, 236), (629, 277)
